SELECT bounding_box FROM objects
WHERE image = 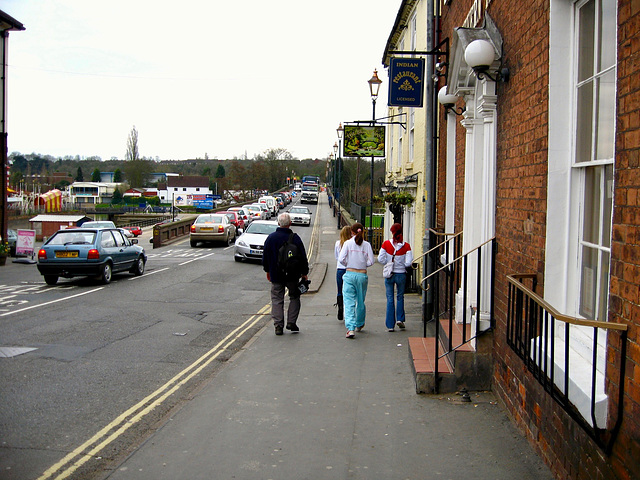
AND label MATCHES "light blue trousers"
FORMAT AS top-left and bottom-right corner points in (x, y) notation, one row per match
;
(342, 271), (368, 331)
